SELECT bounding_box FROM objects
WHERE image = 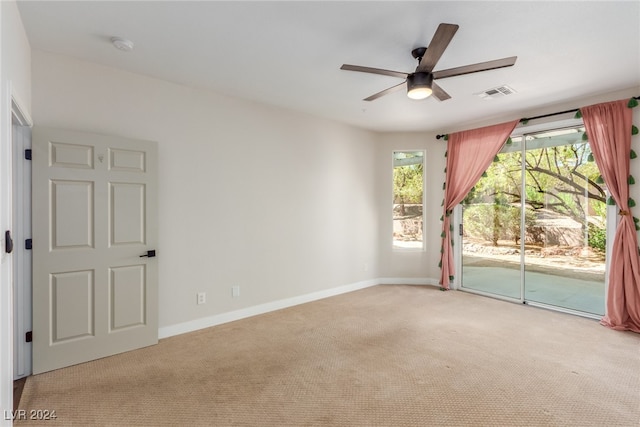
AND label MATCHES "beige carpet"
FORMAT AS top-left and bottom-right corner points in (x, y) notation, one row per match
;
(17, 285), (640, 426)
